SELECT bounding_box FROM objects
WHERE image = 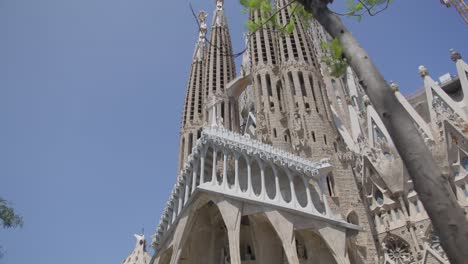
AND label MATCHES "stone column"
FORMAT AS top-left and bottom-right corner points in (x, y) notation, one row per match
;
(304, 177), (316, 214)
(212, 149), (217, 185)
(399, 197), (420, 255)
(217, 199), (242, 264)
(274, 166), (281, 202)
(288, 171), (297, 207)
(191, 164), (198, 195)
(234, 154), (240, 192)
(200, 154), (205, 185)
(265, 211), (300, 264)
(318, 226), (351, 264)
(223, 152), (228, 190)
(260, 161), (266, 199)
(247, 160), (253, 196)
